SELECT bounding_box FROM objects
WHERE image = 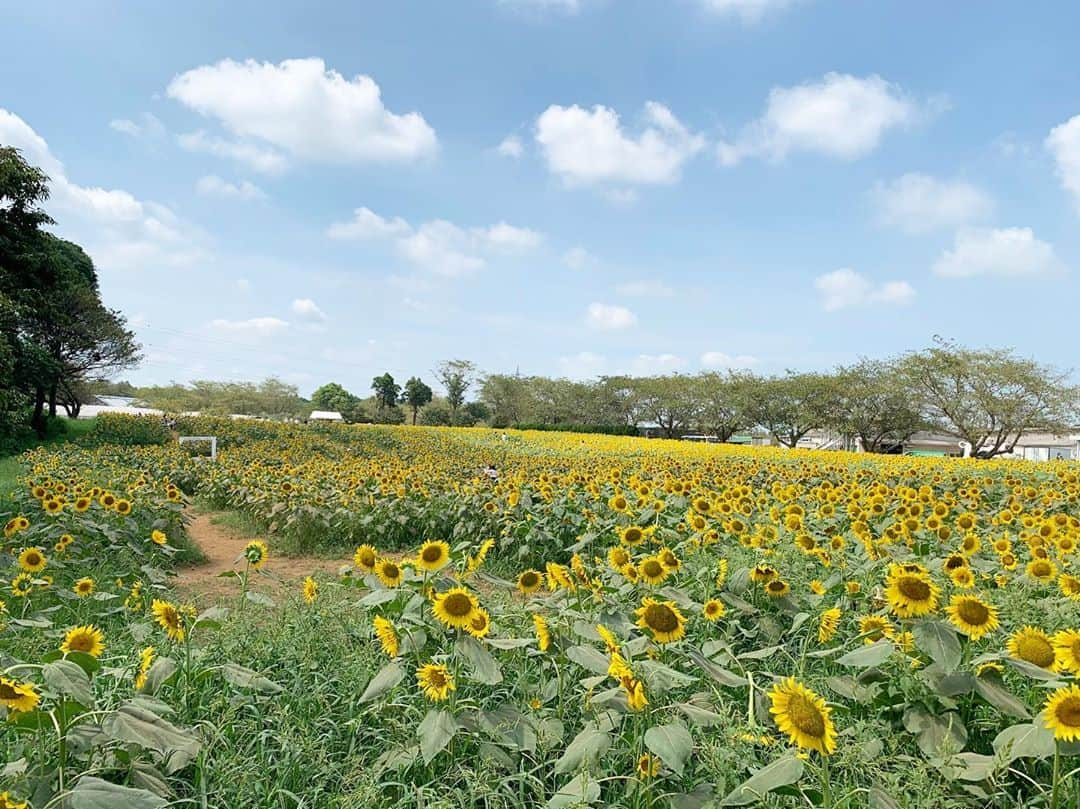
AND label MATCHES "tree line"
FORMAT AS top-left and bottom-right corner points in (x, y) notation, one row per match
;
(0, 148), (139, 446)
